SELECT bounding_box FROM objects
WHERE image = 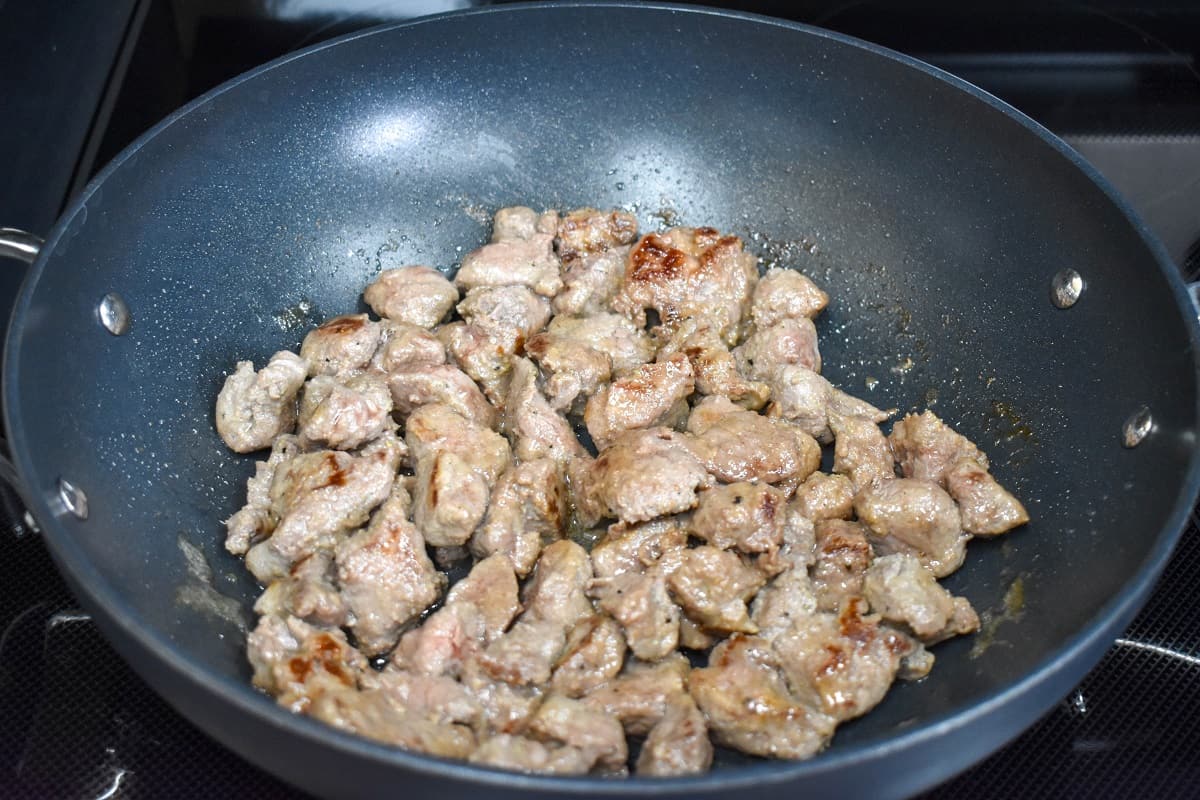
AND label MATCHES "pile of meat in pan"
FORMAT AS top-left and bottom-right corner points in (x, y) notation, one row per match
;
(215, 206), (1029, 777)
